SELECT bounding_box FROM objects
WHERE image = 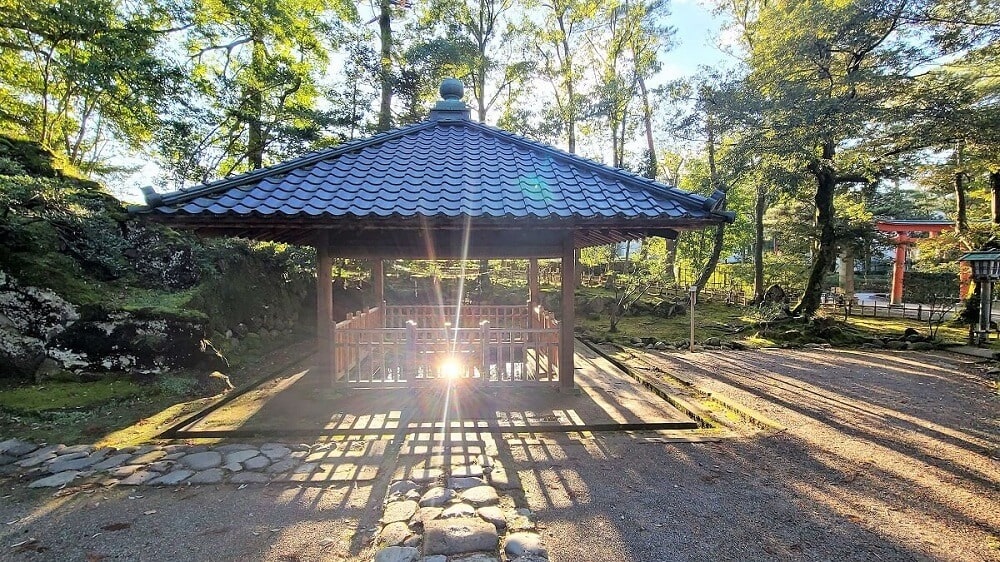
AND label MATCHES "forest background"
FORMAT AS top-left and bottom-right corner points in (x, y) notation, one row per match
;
(2, 0), (999, 319)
